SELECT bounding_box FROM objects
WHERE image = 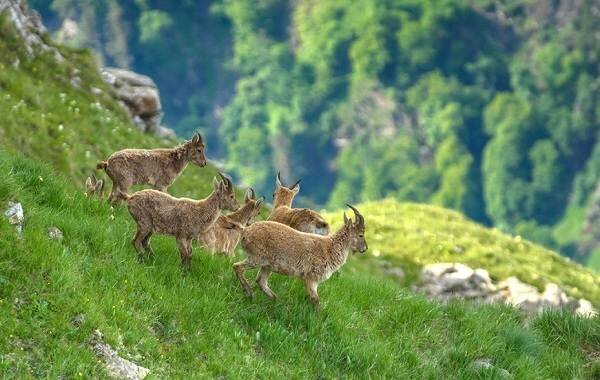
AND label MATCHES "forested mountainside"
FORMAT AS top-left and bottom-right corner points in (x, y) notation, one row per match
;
(29, 0), (600, 268)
